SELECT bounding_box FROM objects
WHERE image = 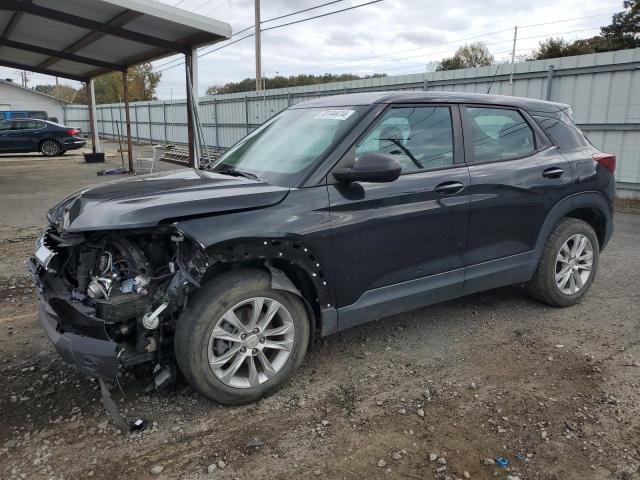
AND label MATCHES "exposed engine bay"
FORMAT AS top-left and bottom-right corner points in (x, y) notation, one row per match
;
(30, 226), (208, 388)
